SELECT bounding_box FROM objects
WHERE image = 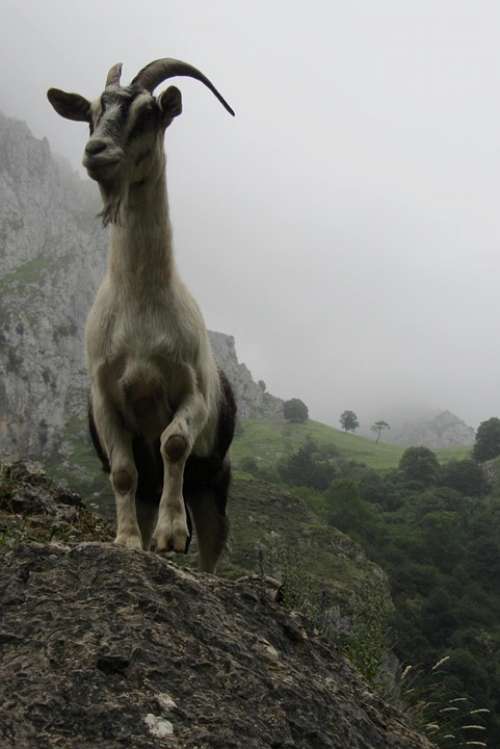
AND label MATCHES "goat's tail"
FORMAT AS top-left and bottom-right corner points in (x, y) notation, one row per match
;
(88, 397), (110, 474)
